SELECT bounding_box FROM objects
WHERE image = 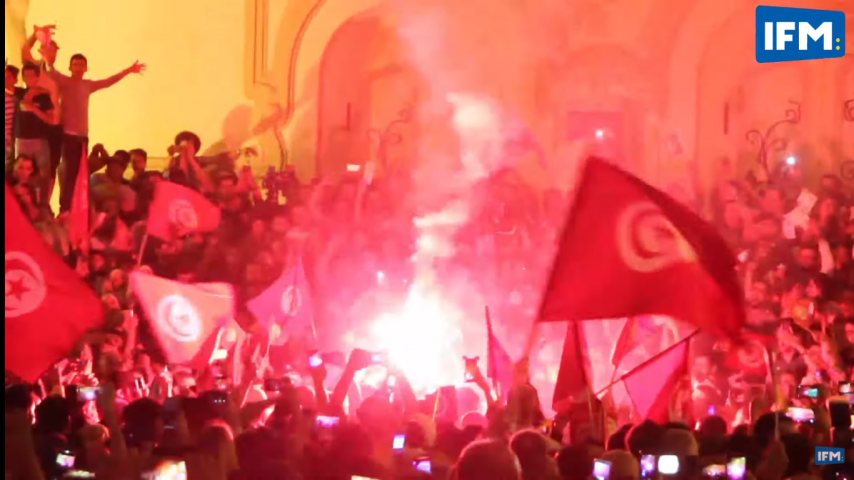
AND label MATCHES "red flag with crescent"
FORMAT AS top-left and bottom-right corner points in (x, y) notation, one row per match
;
(5, 184), (104, 382)
(147, 181), (221, 241)
(130, 273), (234, 366)
(538, 157), (745, 338)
